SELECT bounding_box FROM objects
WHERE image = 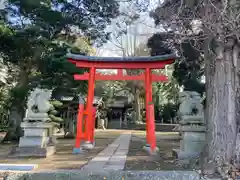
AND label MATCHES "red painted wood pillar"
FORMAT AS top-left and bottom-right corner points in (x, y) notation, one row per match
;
(90, 107), (97, 143)
(85, 67), (96, 142)
(145, 68), (156, 151)
(117, 69), (123, 76)
(73, 103), (84, 153)
(145, 68), (151, 145)
(149, 104), (157, 151)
